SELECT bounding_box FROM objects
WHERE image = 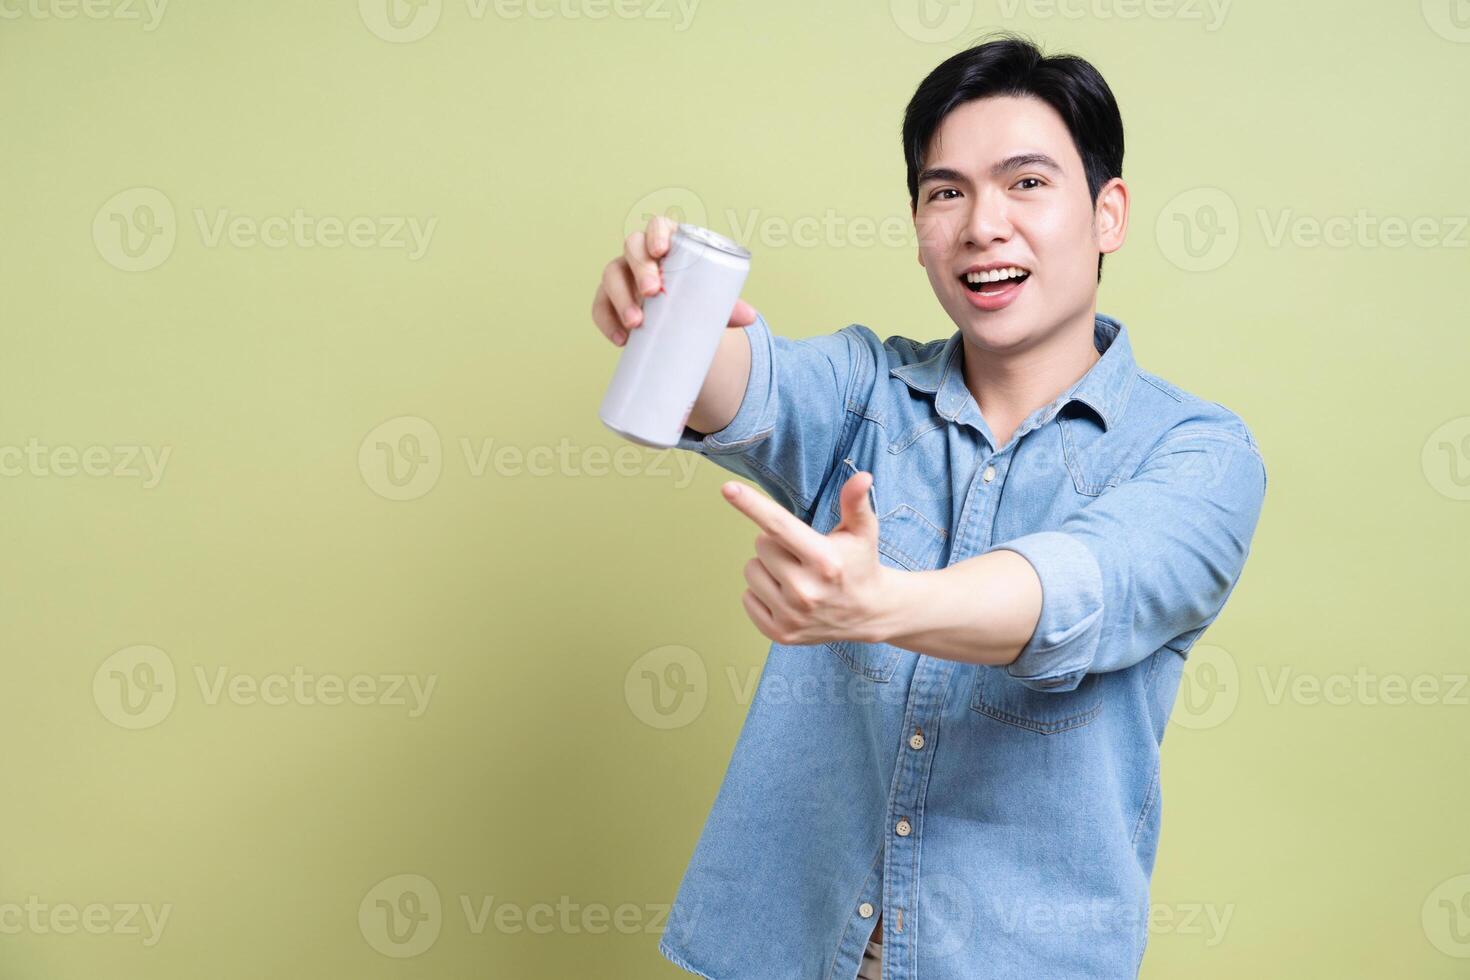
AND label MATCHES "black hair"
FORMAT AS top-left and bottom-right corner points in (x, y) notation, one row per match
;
(902, 31), (1124, 282)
